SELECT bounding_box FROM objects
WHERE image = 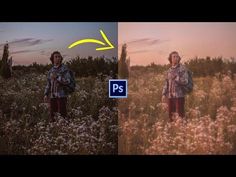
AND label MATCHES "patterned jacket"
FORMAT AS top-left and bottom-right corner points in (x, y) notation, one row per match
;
(162, 64), (189, 98)
(44, 64), (72, 98)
